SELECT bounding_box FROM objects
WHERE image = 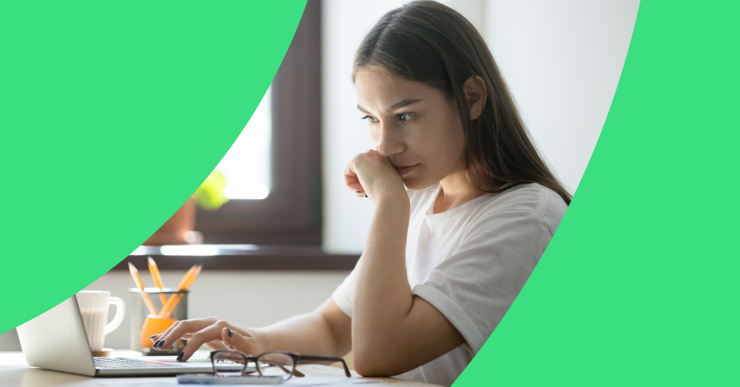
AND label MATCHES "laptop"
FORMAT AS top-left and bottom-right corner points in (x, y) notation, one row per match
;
(17, 295), (248, 376)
